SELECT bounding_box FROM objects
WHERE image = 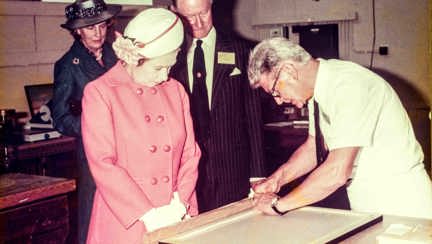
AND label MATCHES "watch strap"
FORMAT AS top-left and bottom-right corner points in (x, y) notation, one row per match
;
(271, 196), (289, 216)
